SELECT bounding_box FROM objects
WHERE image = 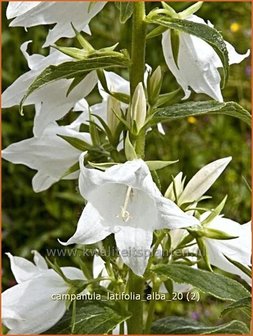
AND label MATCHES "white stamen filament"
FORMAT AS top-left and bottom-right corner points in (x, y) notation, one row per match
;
(120, 186), (133, 222)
